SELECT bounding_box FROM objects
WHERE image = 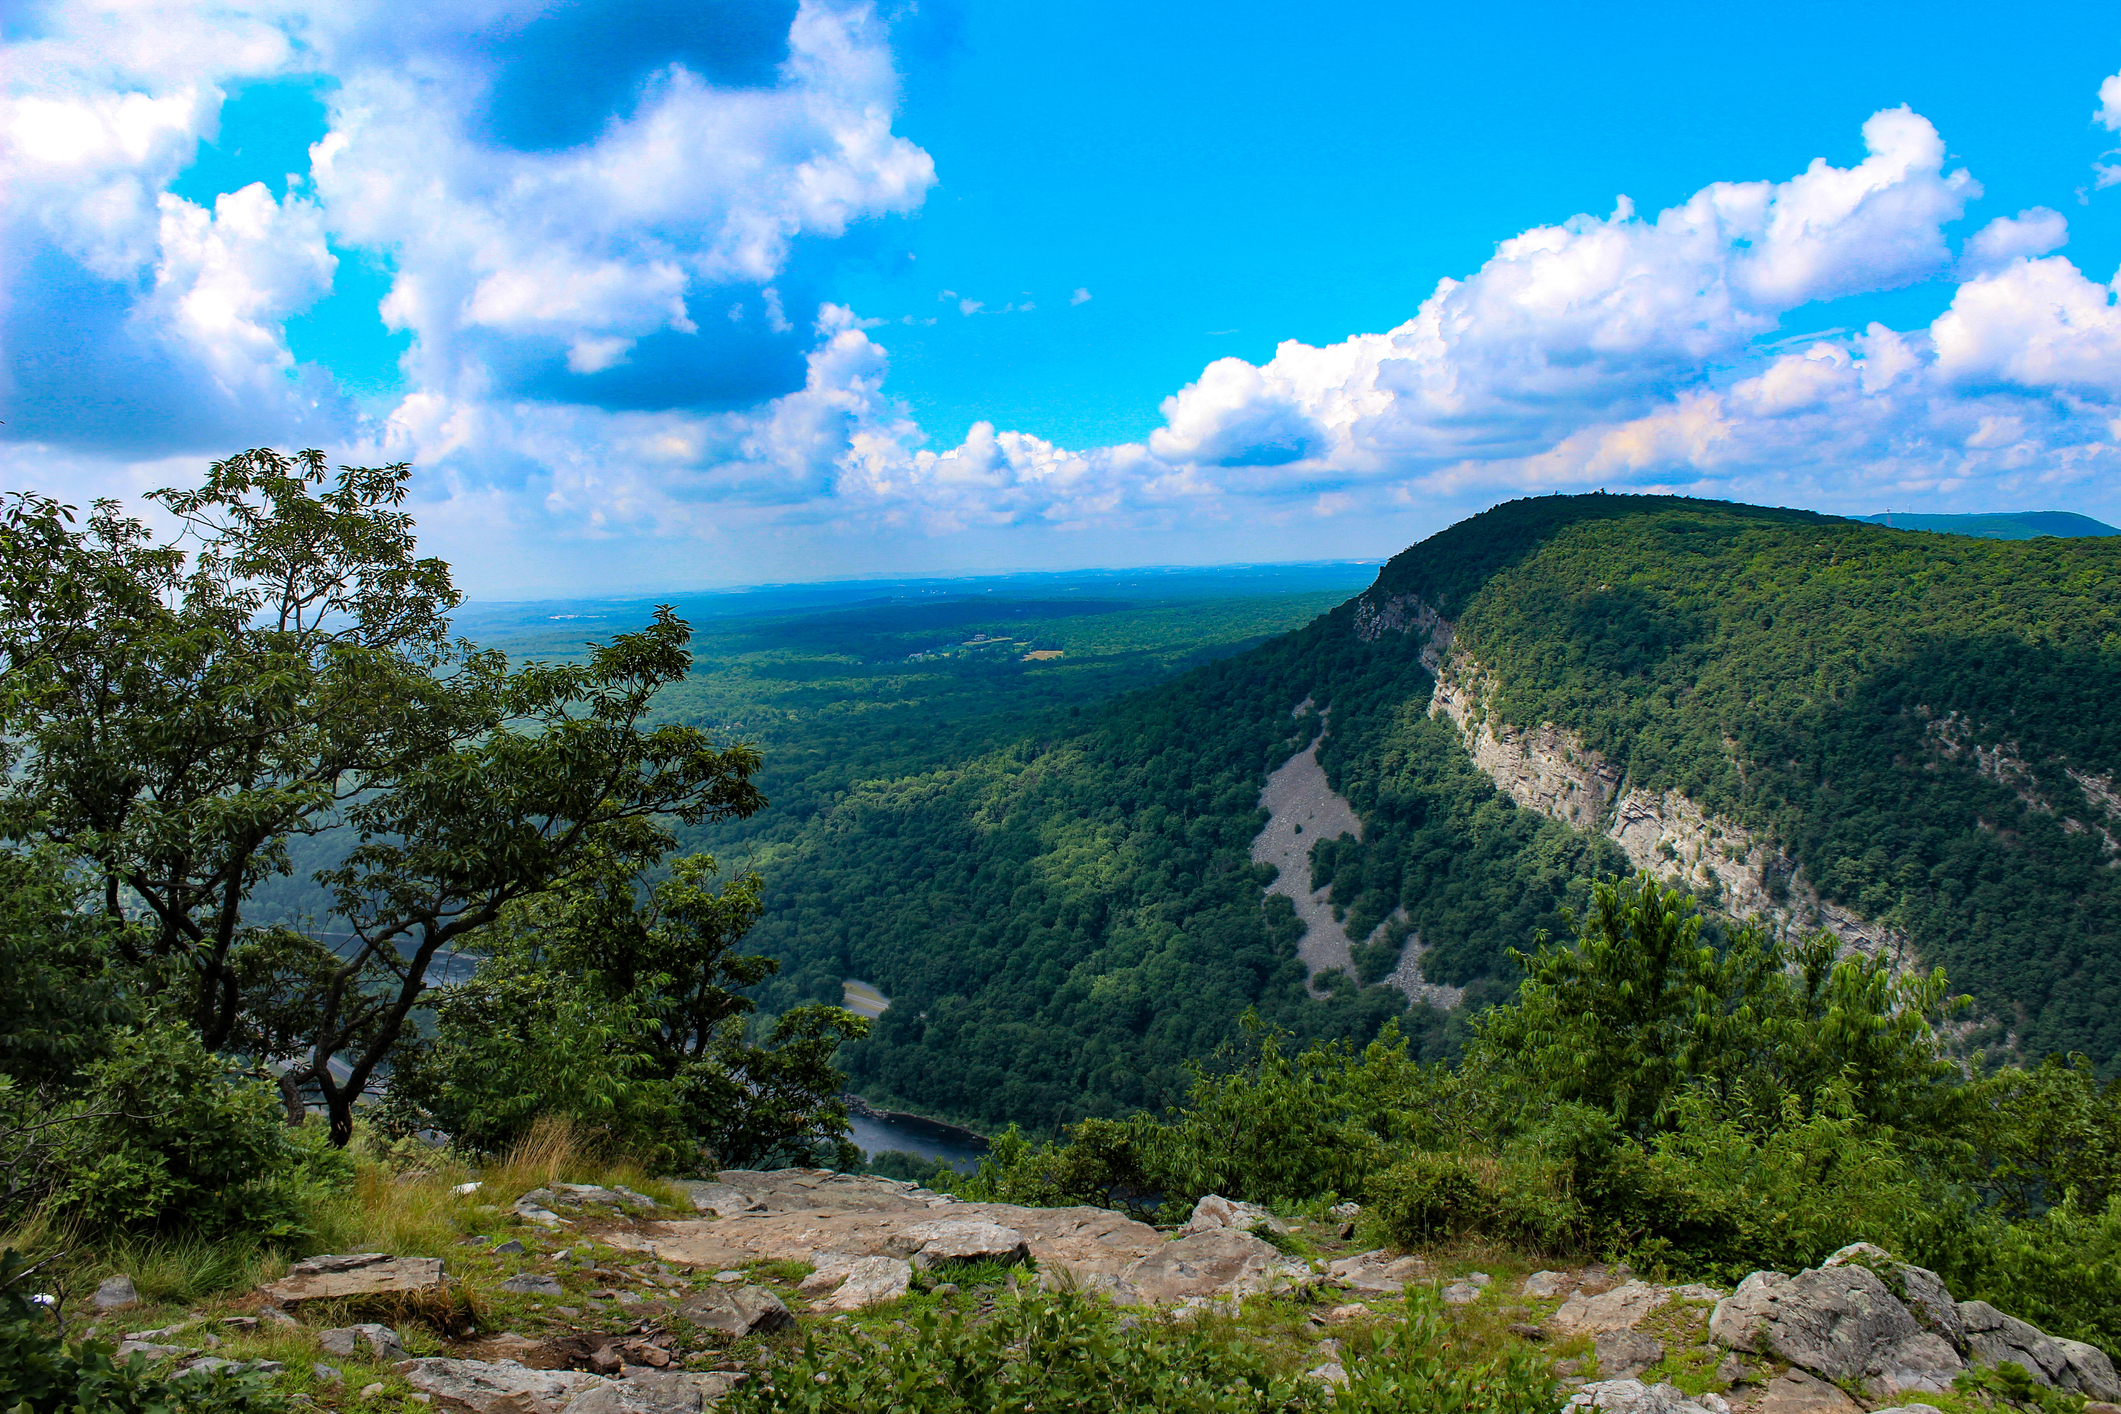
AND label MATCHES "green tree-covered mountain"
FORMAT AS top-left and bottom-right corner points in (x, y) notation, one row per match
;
(712, 494), (2121, 1127)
